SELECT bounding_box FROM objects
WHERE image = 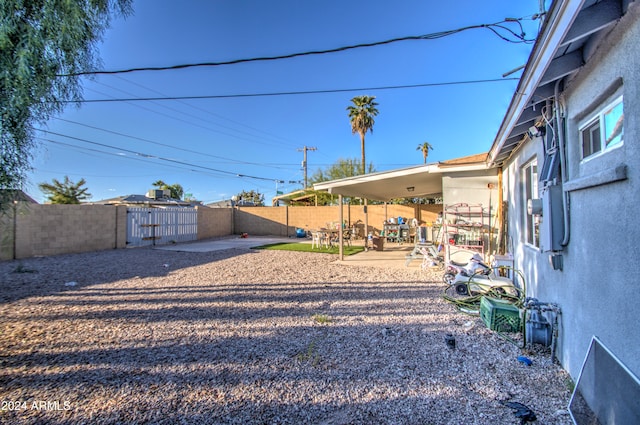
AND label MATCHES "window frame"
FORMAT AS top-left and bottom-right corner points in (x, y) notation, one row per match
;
(522, 159), (540, 249)
(579, 95), (624, 162)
